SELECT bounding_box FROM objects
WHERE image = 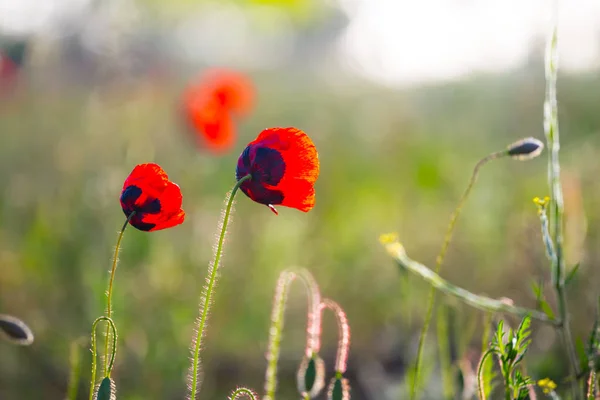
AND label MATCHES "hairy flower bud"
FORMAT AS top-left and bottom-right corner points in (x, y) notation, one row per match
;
(507, 137), (544, 160)
(0, 314), (34, 345)
(297, 354), (325, 398)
